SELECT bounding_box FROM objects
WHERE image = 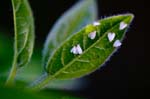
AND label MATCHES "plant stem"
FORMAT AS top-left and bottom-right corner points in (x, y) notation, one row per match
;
(29, 73), (55, 91)
(5, 57), (17, 86)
